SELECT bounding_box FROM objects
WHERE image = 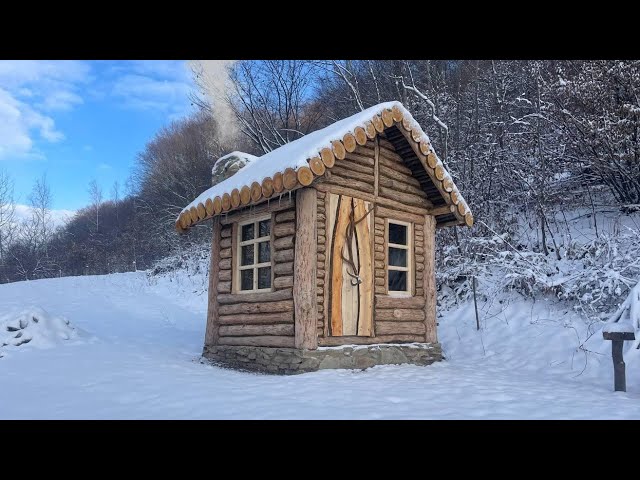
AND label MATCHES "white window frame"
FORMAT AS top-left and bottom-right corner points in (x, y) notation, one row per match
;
(387, 219), (412, 296)
(236, 215), (273, 293)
